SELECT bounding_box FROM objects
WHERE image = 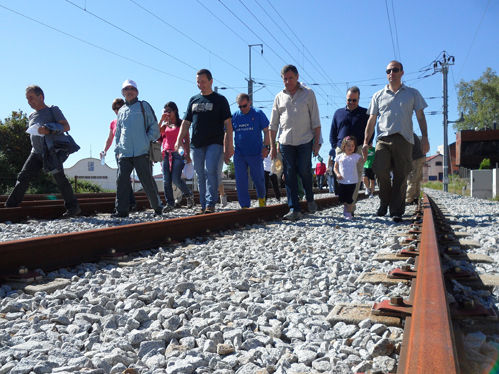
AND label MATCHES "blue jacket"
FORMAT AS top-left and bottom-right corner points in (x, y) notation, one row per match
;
(115, 98), (159, 158)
